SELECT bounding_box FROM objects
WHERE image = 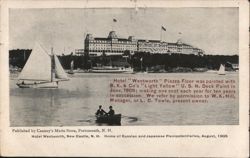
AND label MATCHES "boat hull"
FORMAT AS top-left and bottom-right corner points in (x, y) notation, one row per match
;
(67, 71), (74, 74)
(91, 67), (133, 73)
(91, 69), (130, 73)
(16, 81), (58, 88)
(96, 114), (121, 125)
